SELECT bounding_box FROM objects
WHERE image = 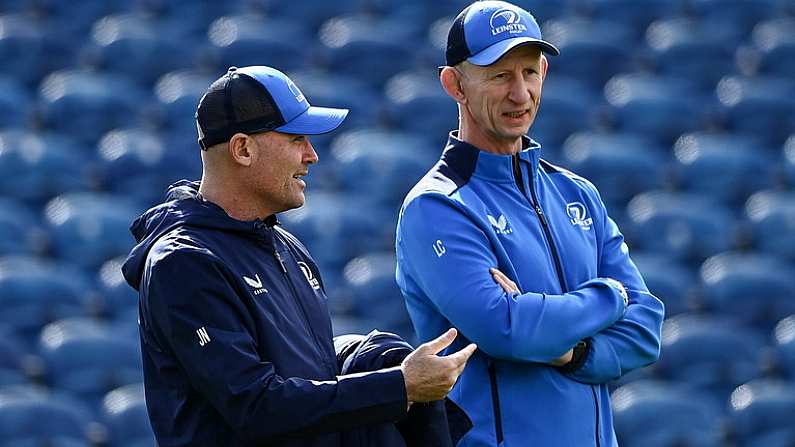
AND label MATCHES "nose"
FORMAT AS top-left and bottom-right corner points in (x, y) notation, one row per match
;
(304, 139), (319, 165)
(507, 76), (532, 105)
